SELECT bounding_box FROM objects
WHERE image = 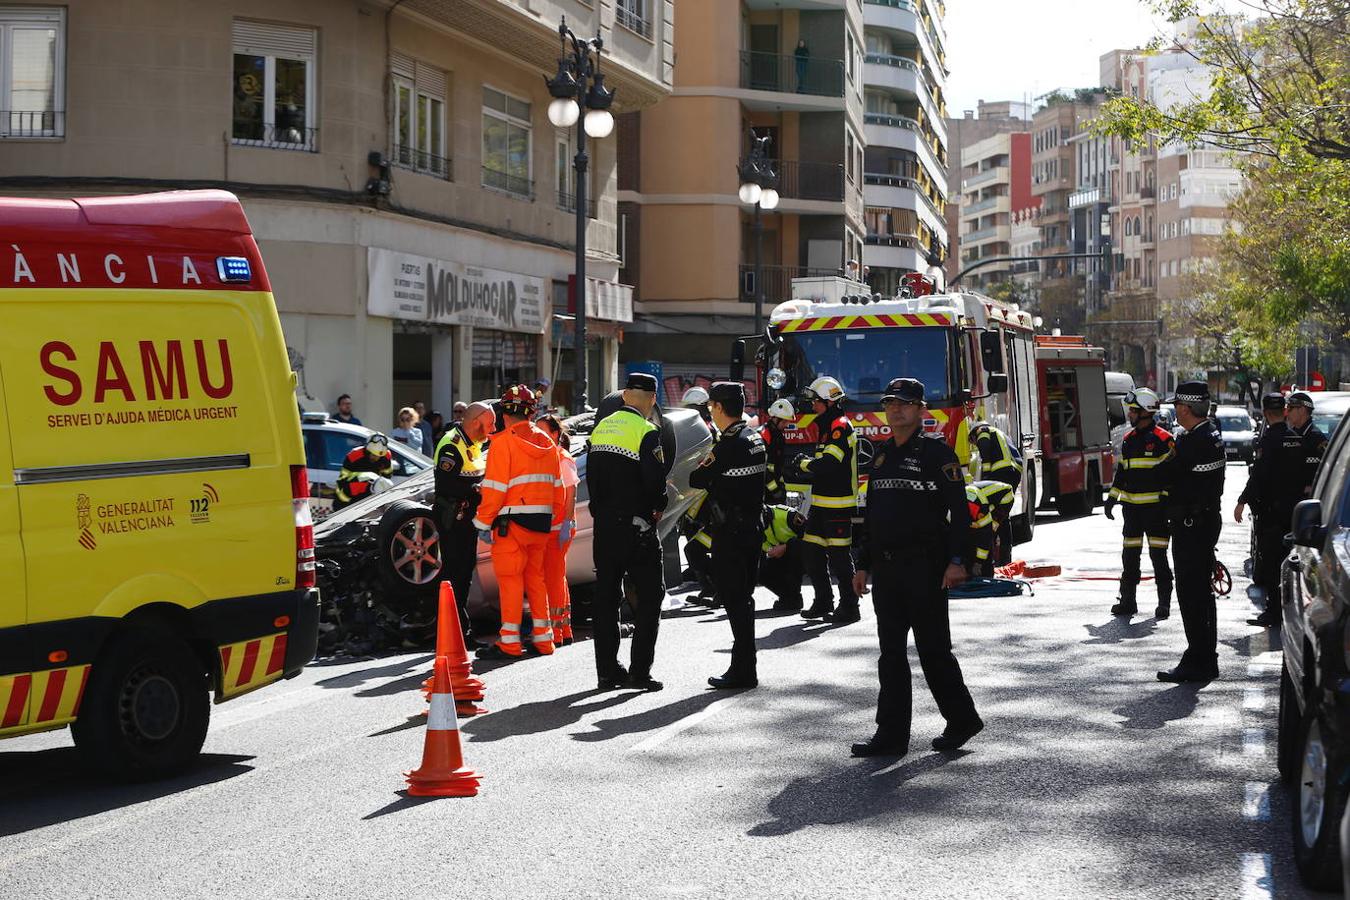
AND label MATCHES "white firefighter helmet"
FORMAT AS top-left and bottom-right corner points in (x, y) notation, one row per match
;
(767, 398), (795, 420)
(681, 386), (710, 407)
(805, 375), (846, 404)
(366, 433), (391, 457)
(1124, 387), (1161, 414)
